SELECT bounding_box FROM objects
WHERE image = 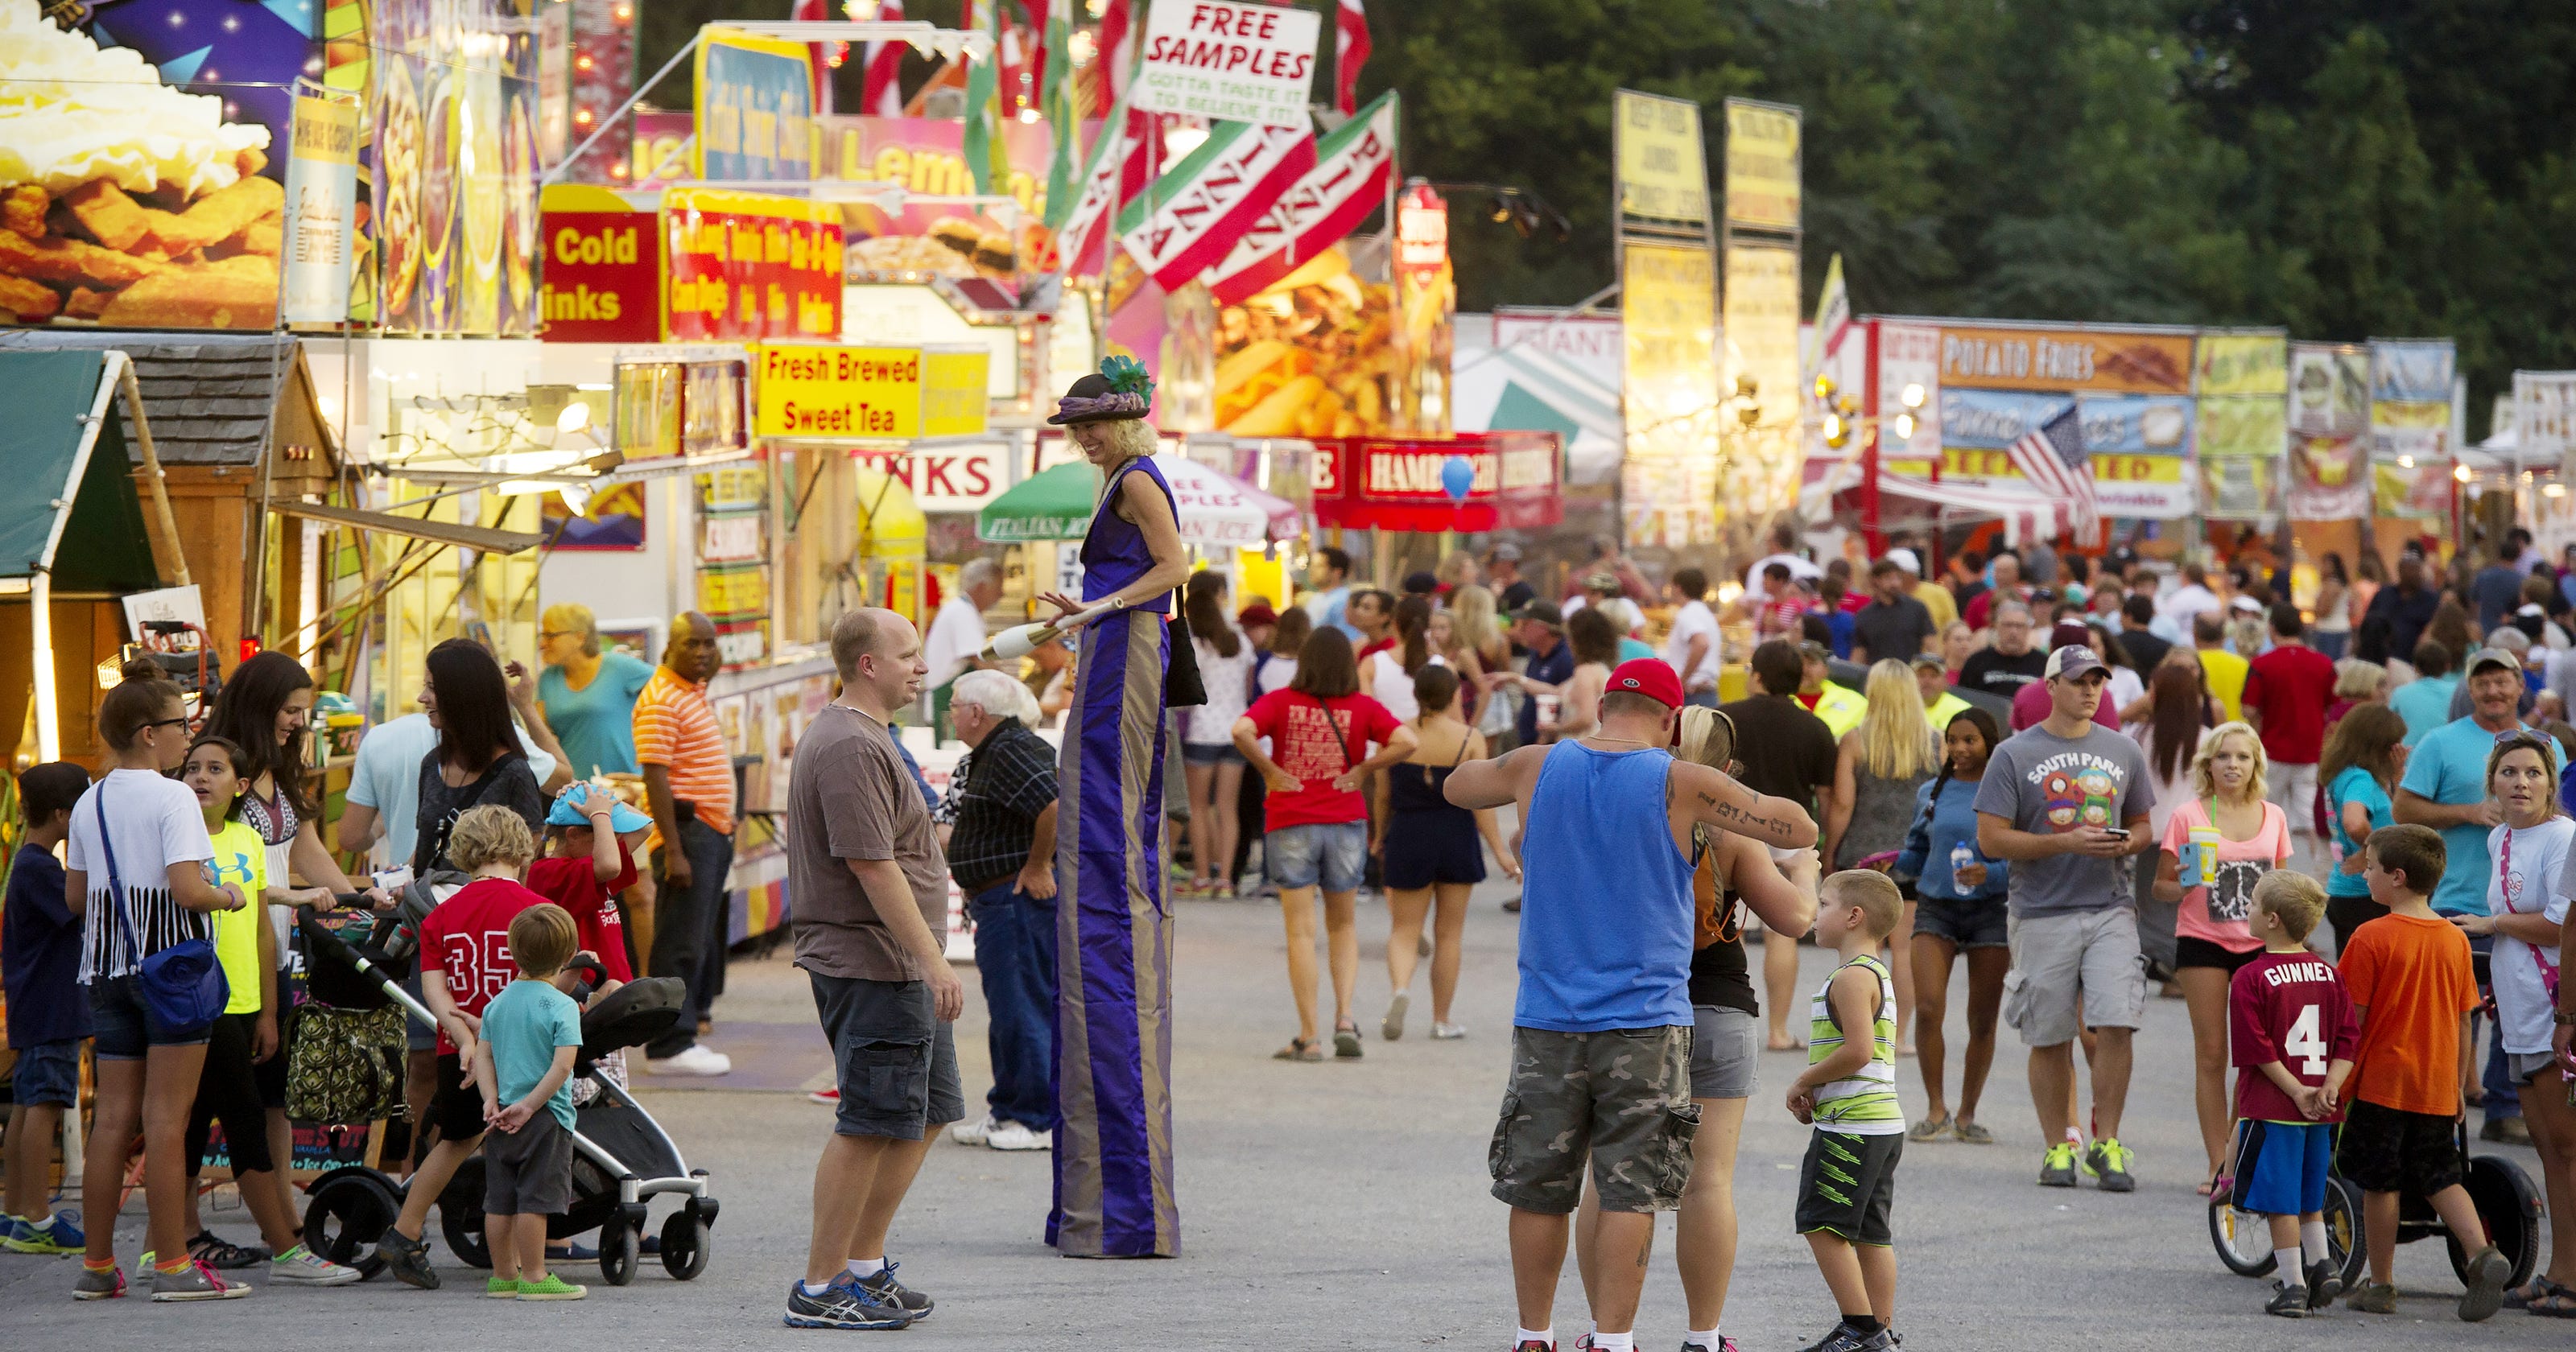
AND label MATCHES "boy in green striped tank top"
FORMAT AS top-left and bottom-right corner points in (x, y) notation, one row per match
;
(1785, 871), (1907, 1352)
